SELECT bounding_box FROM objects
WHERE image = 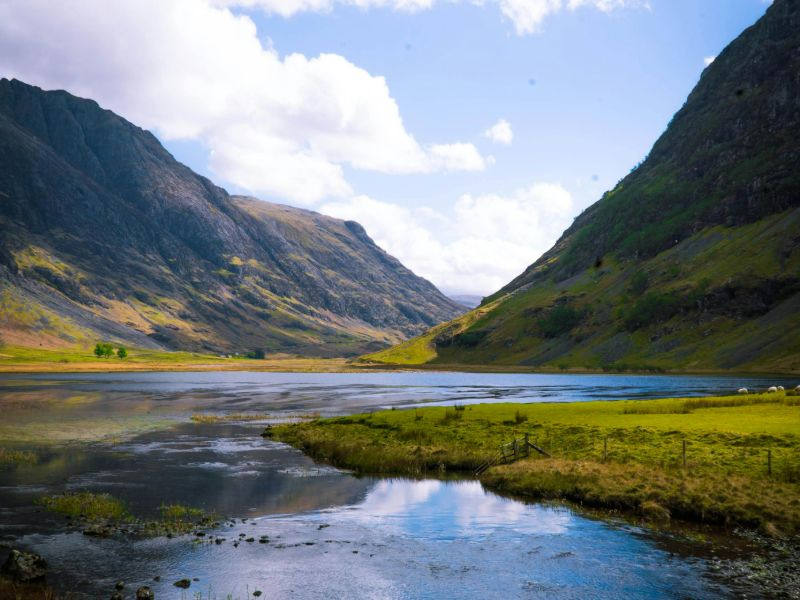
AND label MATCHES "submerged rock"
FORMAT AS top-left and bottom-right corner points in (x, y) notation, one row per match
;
(173, 578), (191, 589)
(1, 549), (47, 582)
(136, 585), (155, 599)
